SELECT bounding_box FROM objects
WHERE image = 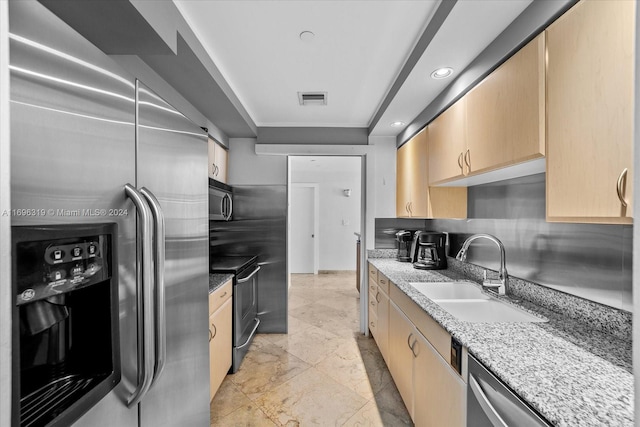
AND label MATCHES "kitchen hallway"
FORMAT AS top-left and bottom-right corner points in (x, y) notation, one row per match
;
(210, 272), (412, 426)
